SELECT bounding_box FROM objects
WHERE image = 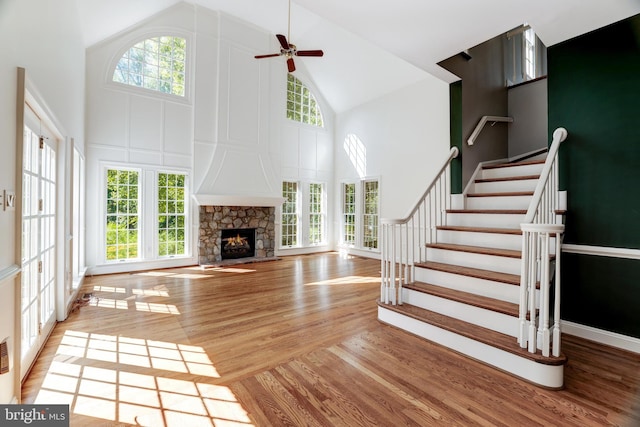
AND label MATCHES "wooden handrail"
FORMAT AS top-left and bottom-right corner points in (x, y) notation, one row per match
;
(467, 116), (513, 145)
